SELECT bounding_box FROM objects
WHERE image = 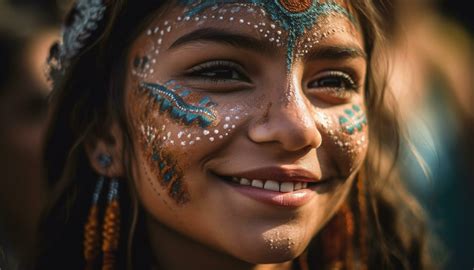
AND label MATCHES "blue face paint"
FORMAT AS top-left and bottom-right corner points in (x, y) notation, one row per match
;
(338, 104), (367, 135)
(151, 146), (189, 204)
(141, 82), (218, 128)
(179, 0), (353, 69)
